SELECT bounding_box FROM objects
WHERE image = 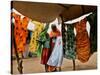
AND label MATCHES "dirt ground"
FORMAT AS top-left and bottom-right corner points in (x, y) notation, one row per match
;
(12, 52), (97, 74)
